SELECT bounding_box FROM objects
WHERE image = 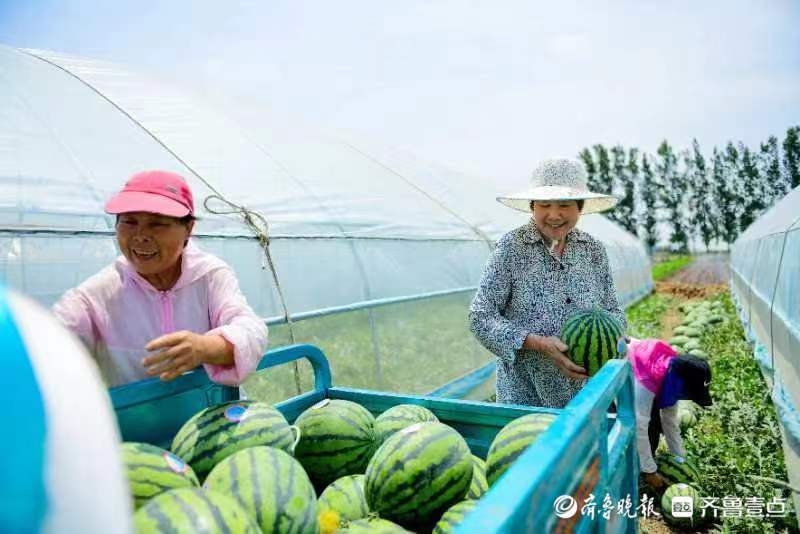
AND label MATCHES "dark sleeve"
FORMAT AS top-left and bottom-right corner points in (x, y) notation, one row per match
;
(468, 237), (529, 364)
